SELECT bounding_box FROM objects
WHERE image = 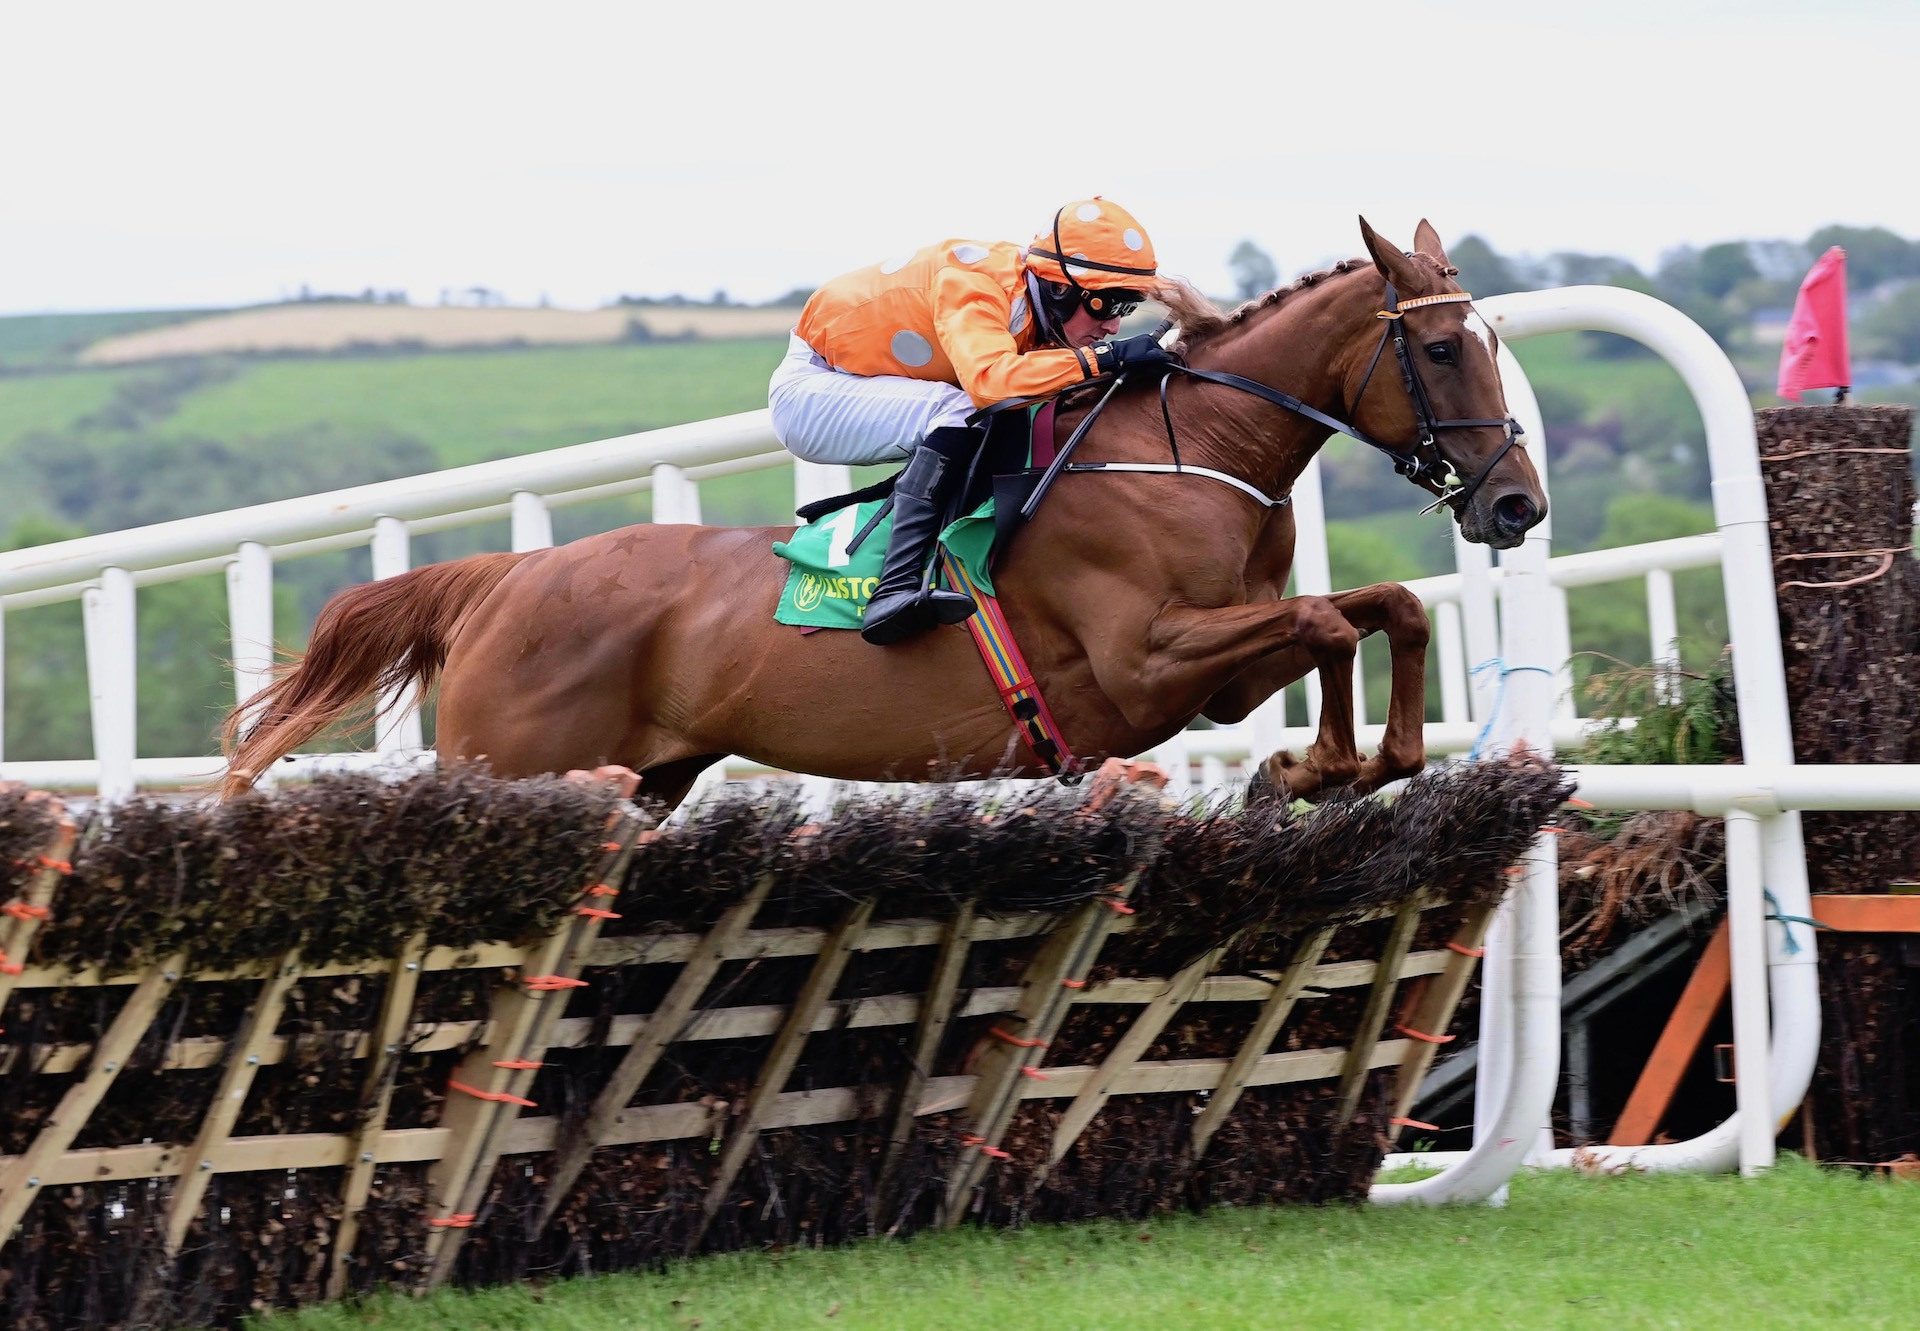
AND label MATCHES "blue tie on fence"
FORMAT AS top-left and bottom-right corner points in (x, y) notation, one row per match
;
(1468, 658), (1556, 761)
